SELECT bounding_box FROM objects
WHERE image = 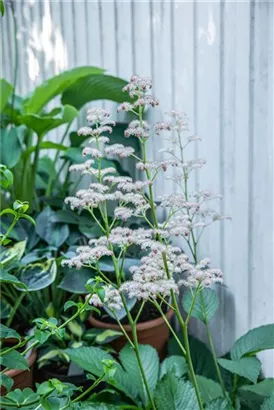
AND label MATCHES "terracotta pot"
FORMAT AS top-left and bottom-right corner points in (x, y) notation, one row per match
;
(0, 349), (37, 395)
(89, 309), (174, 359)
